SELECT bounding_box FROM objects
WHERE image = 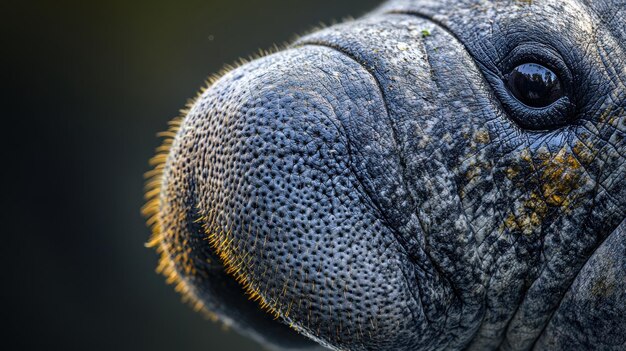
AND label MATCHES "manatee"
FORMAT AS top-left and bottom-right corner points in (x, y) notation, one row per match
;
(142, 0), (626, 350)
